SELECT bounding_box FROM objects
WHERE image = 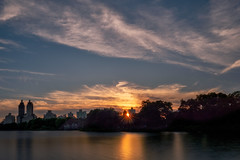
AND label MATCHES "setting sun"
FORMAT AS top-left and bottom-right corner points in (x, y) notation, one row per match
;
(126, 112), (130, 117)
